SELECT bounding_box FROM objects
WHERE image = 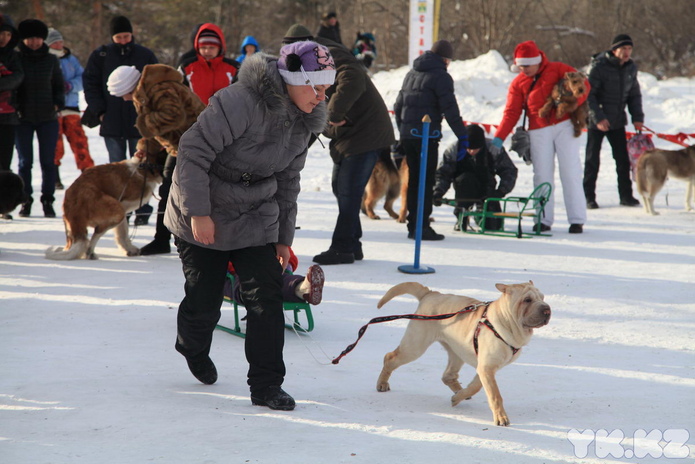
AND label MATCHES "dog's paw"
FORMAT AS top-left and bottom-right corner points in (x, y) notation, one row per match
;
(451, 390), (471, 407)
(494, 412), (510, 427)
(127, 248), (140, 257)
(87, 253), (98, 260)
(376, 382), (390, 392)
